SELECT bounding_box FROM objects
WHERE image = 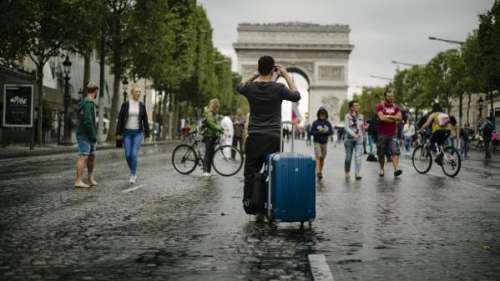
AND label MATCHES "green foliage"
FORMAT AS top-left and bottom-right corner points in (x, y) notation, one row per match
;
(478, 0), (500, 91)
(340, 87), (385, 120)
